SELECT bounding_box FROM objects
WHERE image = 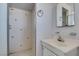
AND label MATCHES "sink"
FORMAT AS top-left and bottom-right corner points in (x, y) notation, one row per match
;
(54, 40), (67, 47)
(41, 38), (79, 56)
